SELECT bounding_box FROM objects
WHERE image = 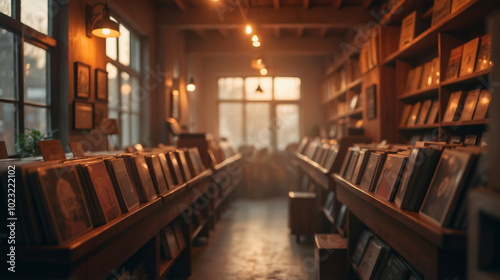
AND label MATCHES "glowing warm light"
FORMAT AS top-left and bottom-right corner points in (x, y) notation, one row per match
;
(187, 84), (196, 92)
(245, 24), (252, 34)
(252, 41), (261, 47)
(252, 35), (258, 42)
(260, 68), (268, 76)
(121, 84), (132, 95)
(102, 28), (110, 35)
(26, 63), (30, 70)
(172, 90), (179, 96)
